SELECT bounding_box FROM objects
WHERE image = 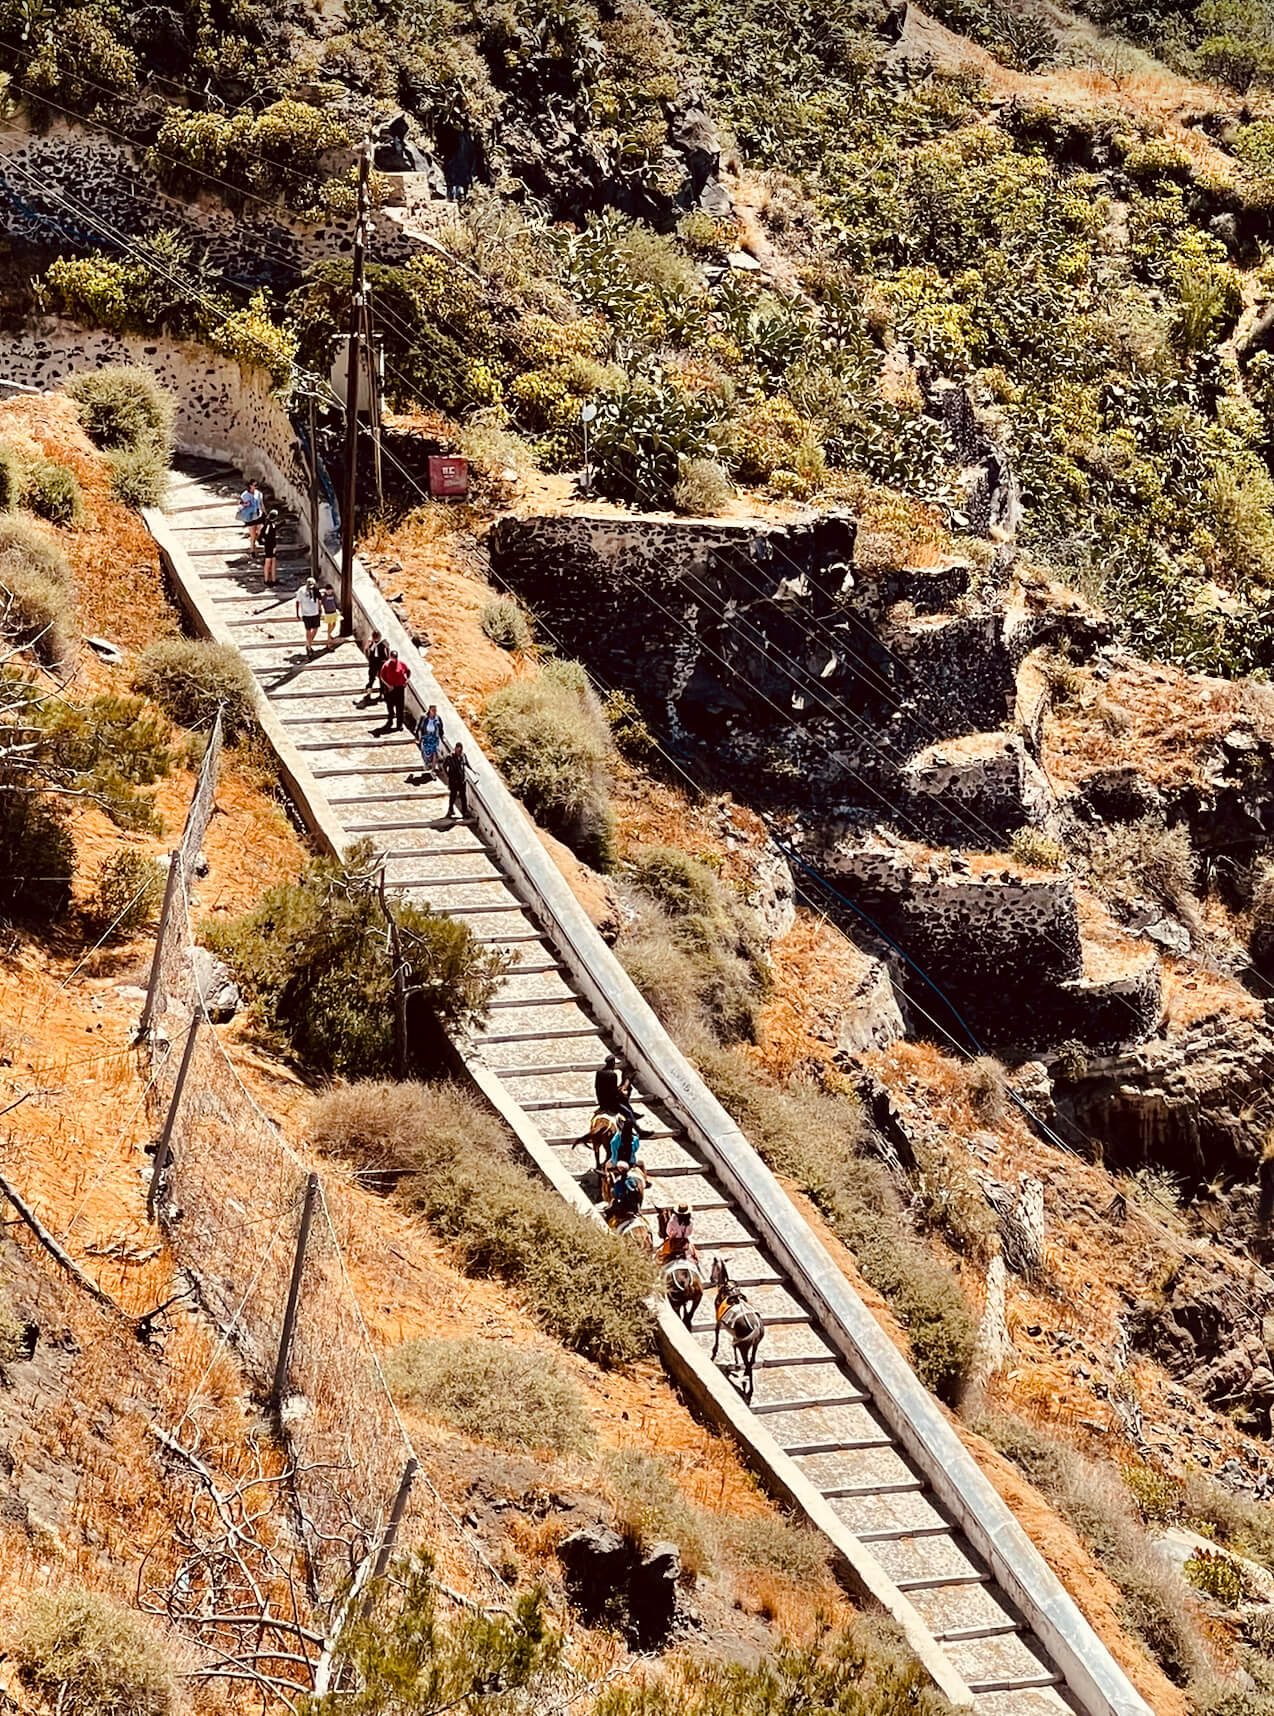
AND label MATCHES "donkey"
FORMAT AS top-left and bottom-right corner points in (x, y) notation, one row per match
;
(662, 1253), (704, 1328)
(710, 1257), (764, 1398)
